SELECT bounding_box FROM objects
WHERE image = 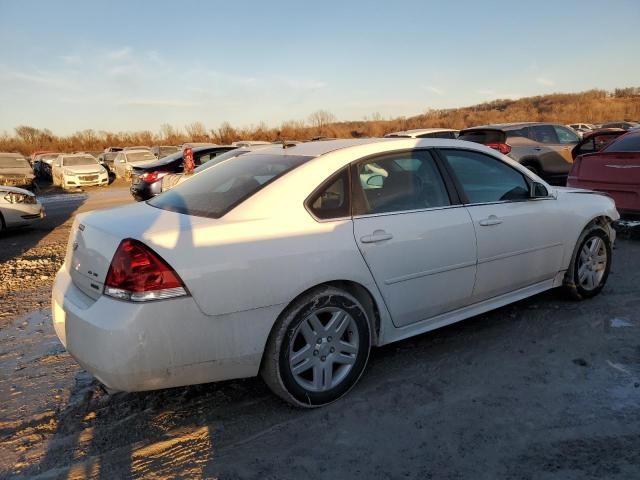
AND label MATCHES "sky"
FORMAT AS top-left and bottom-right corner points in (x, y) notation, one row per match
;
(0, 0), (639, 135)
